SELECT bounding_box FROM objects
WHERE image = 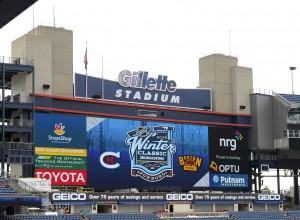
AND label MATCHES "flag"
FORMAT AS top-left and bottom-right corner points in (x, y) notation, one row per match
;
(84, 47), (88, 71)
